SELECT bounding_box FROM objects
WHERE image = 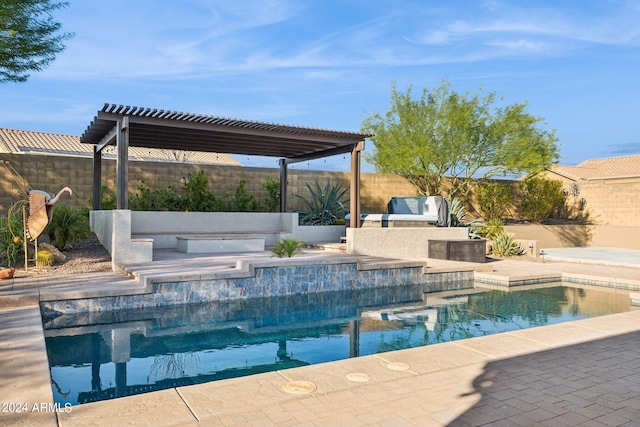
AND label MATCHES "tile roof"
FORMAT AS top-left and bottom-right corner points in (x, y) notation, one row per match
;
(550, 154), (640, 180)
(0, 128), (242, 166)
